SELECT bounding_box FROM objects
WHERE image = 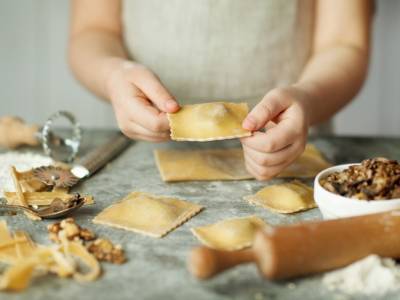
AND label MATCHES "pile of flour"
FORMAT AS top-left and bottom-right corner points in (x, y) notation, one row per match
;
(0, 152), (51, 196)
(323, 255), (400, 296)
